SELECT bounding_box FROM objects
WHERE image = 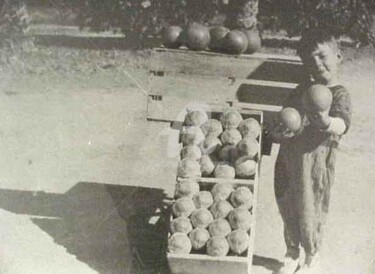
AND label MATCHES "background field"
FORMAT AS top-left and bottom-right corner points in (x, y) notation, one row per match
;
(0, 27), (374, 274)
